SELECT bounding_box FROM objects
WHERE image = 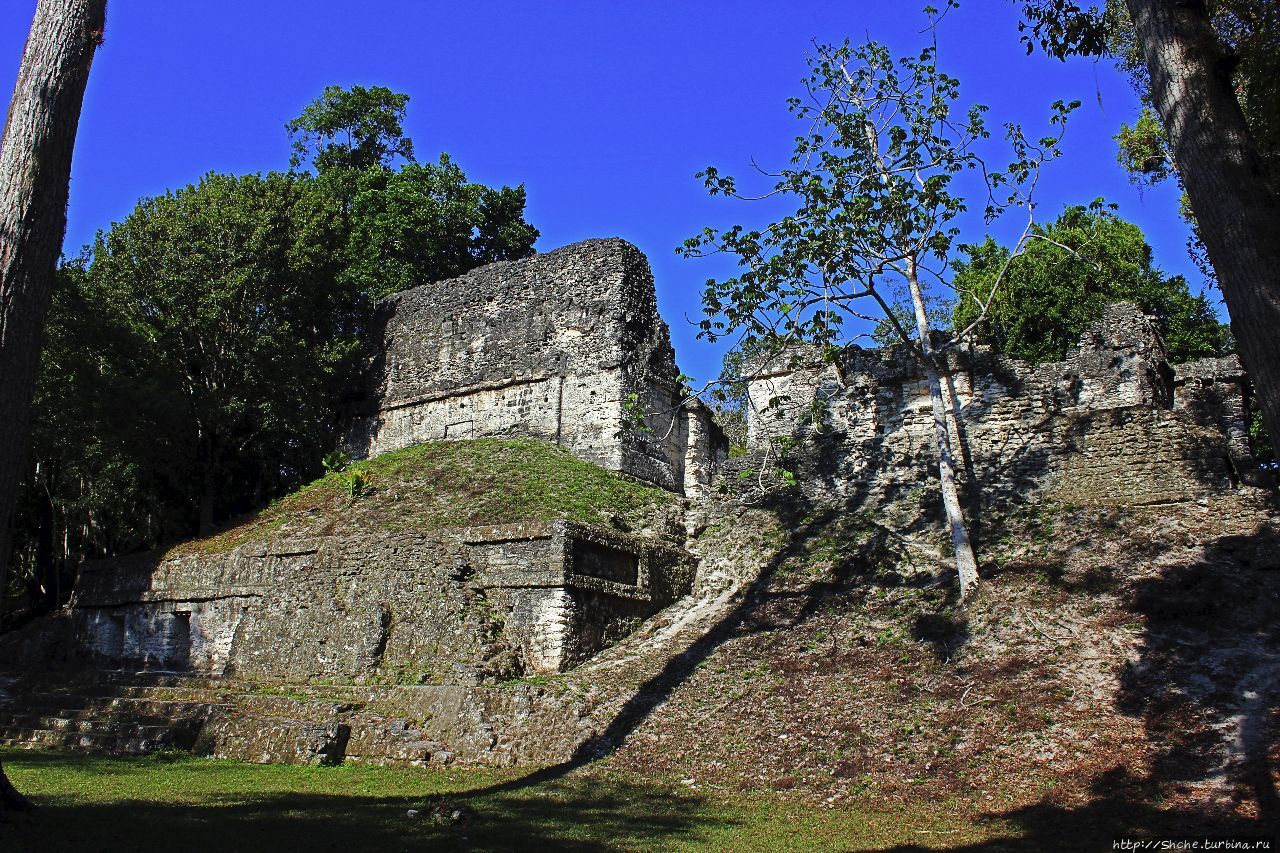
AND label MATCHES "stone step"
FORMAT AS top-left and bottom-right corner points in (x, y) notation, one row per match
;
(229, 694), (361, 720)
(23, 685), (238, 703)
(0, 724), (188, 747)
(0, 726), (183, 754)
(0, 710), (202, 734)
(1, 671), (247, 699)
(1, 696), (226, 719)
